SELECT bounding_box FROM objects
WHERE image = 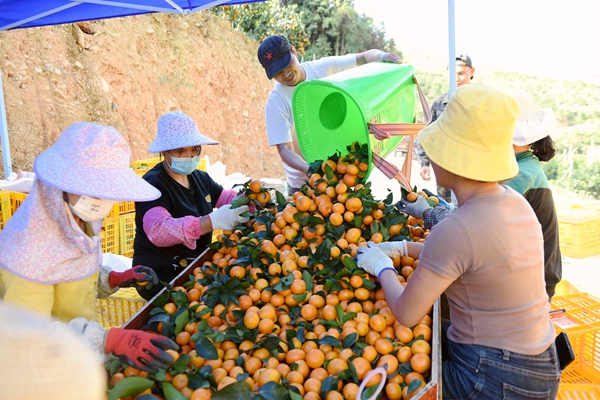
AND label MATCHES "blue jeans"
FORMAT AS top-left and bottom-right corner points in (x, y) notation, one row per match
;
(442, 337), (561, 399)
